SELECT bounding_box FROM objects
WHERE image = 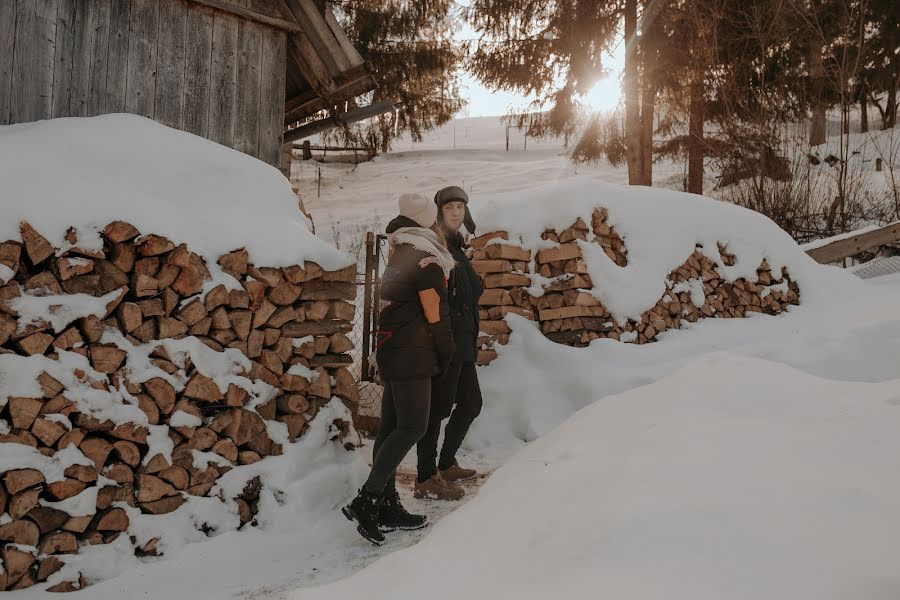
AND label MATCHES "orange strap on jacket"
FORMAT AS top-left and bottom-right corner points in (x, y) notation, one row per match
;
(418, 288), (441, 324)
